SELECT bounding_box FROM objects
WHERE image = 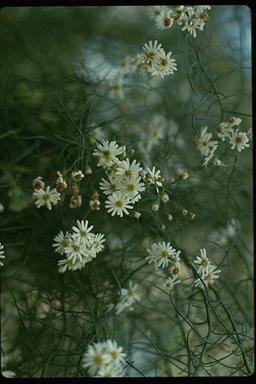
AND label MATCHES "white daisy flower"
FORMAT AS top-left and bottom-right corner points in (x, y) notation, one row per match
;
(64, 238), (88, 264)
(33, 186), (61, 210)
(141, 40), (162, 64)
(147, 166), (164, 193)
(146, 242), (180, 269)
(96, 364), (125, 377)
(92, 233), (106, 253)
(216, 122), (232, 141)
(193, 248), (211, 274)
(116, 281), (140, 314)
(116, 158), (142, 179)
(58, 257), (85, 273)
(149, 48), (177, 78)
(82, 342), (110, 377)
(99, 175), (121, 195)
(163, 276), (181, 291)
(155, 8), (174, 29)
(197, 126), (218, 157)
(119, 177), (145, 203)
(104, 340), (126, 364)
(52, 231), (71, 255)
(0, 242), (5, 267)
(194, 264), (222, 289)
(93, 140), (123, 168)
(72, 220), (94, 240)
(229, 130), (250, 152)
(105, 192), (132, 217)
